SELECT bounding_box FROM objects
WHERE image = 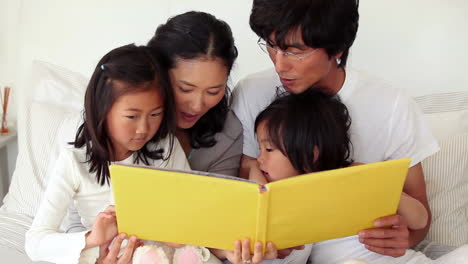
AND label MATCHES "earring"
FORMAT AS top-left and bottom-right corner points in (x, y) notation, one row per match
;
(336, 58), (342, 65)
